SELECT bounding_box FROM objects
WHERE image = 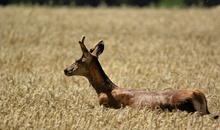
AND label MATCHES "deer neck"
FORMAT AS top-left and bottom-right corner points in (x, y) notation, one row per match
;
(86, 60), (118, 94)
